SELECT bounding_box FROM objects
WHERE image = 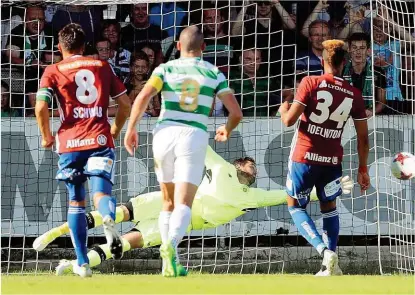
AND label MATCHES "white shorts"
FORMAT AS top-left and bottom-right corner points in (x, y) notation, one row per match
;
(152, 125), (209, 186)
